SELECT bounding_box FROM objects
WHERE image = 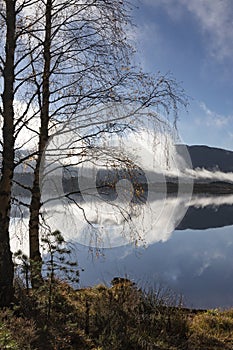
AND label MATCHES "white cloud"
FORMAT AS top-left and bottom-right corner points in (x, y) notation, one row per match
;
(199, 101), (233, 128)
(130, 19), (162, 70)
(143, 0), (233, 61)
(184, 0), (233, 61)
